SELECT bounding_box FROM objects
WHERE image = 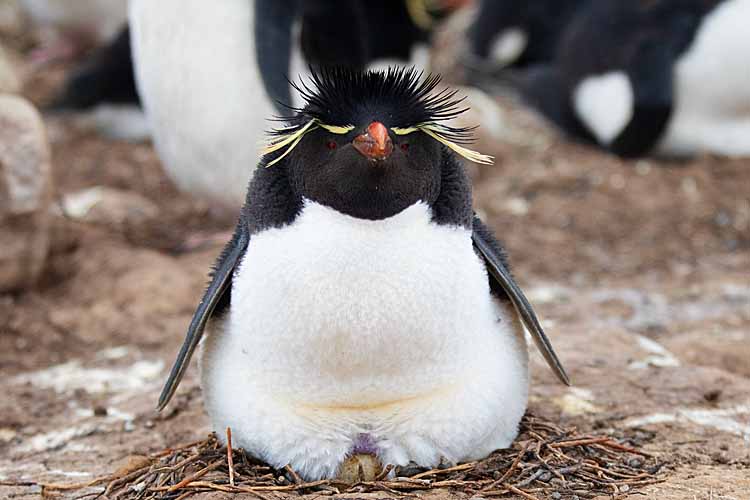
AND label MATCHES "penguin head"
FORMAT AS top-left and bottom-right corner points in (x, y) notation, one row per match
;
(262, 67), (492, 220)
